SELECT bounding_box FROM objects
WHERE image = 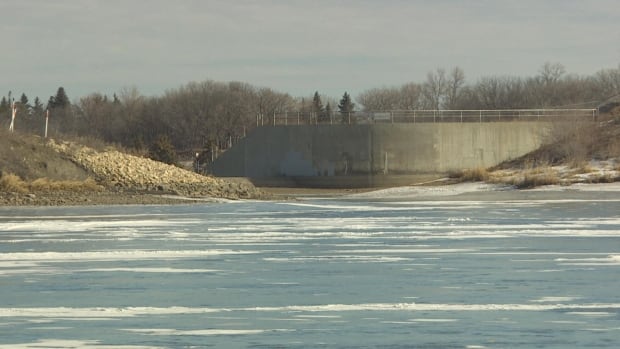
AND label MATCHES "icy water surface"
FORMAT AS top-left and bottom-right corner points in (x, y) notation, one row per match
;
(0, 192), (619, 348)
